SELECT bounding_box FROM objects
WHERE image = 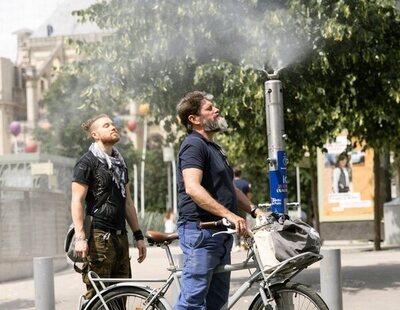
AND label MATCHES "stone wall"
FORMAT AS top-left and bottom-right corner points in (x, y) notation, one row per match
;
(0, 153), (75, 282)
(0, 188), (70, 282)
